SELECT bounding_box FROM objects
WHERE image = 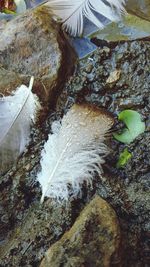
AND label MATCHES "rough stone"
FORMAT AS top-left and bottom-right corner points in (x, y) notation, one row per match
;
(0, 5), (76, 104)
(40, 196), (121, 267)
